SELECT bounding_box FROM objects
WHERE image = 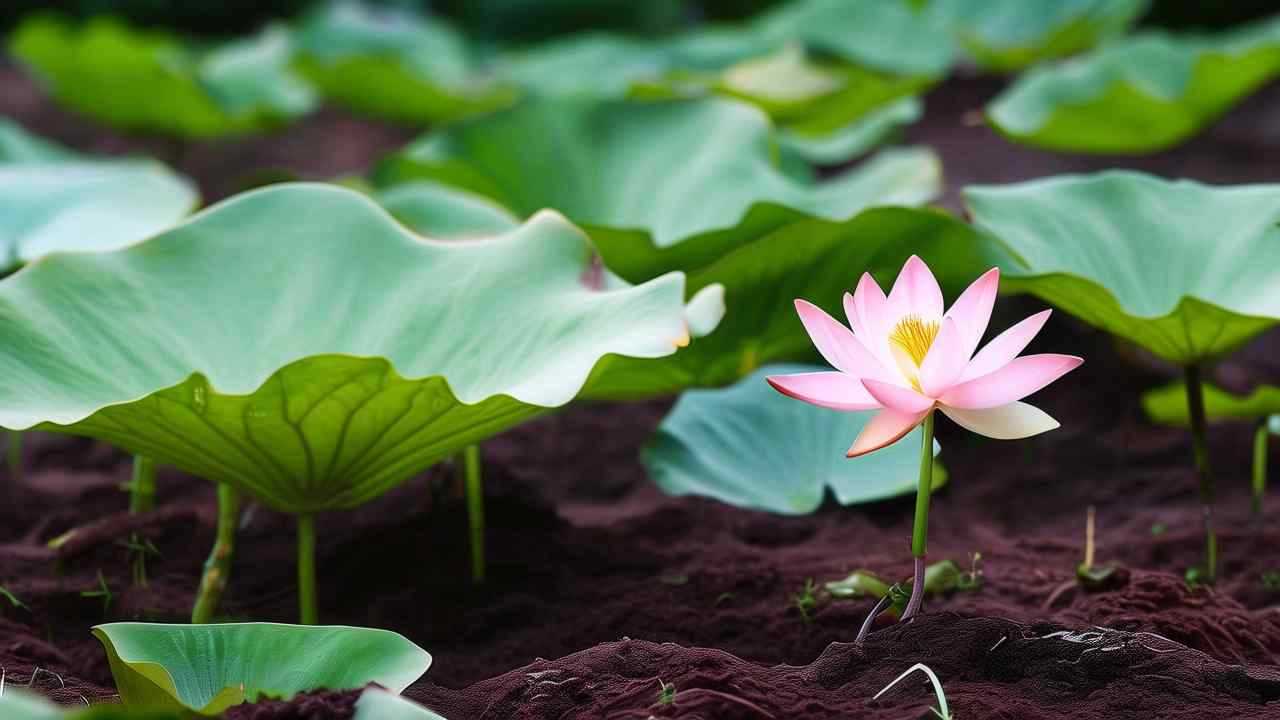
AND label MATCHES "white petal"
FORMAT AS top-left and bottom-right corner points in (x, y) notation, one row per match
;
(940, 401), (1060, 440)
